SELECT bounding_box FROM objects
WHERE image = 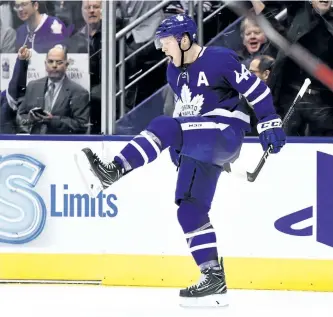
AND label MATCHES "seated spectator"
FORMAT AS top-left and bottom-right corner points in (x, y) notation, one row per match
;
(66, 0), (101, 54)
(238, 17), (276, 67)
(246, 55), (275, 136)
(252, 0), (333, 136)
(17, 45), (90, 134)
(14, 0), (70, 53)
(48, 1), (85, 34)
(67, 0), (102, 134)
(249, 55), (275, 83)
(0, 18), (16, 53)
